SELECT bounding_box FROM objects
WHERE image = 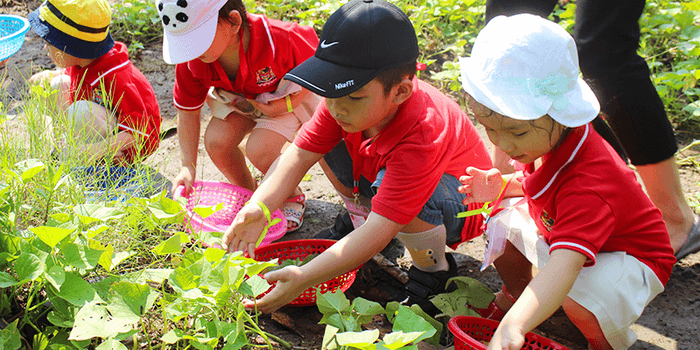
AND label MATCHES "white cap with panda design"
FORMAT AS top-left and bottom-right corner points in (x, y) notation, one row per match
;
(155, 0), (228, 64)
